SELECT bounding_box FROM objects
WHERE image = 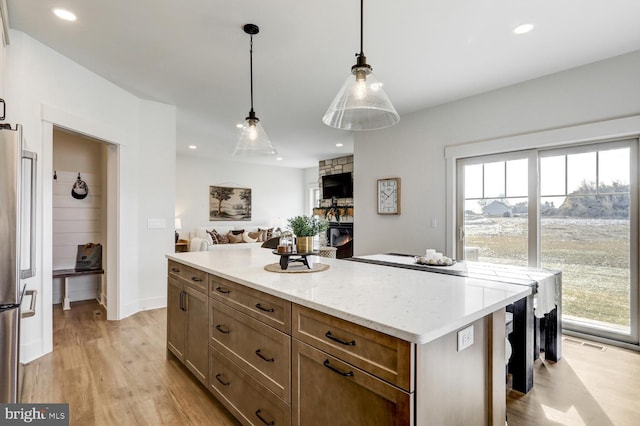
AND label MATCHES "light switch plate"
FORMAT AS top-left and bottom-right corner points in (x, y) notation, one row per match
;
(147, 218), (166, 229)
(457, 324), (474, 352)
